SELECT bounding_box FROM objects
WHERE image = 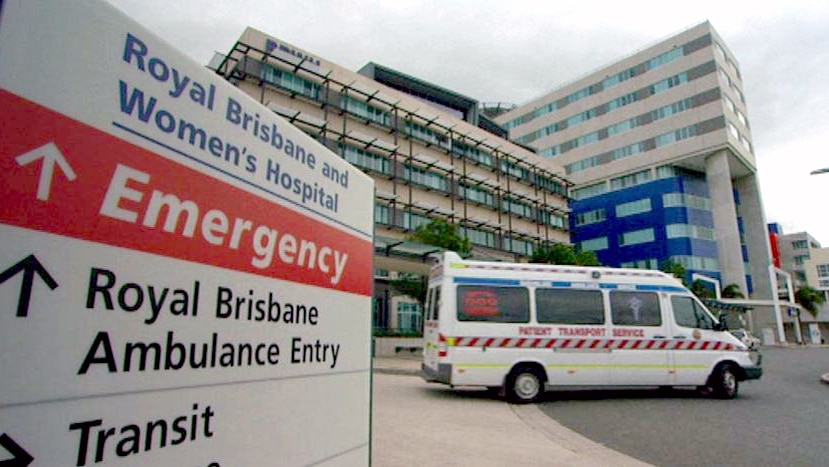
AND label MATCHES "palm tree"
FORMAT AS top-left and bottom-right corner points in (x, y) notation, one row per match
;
(795, 286), (826, 316)
(721, 284), (745, 299)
